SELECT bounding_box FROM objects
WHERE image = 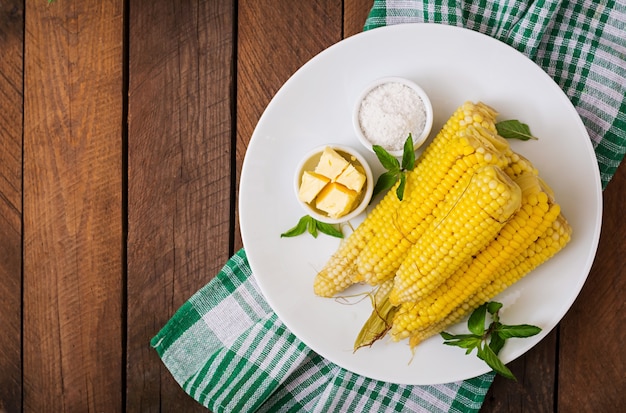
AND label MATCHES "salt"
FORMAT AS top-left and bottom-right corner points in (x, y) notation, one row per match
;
(358, 82), (427, 152)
